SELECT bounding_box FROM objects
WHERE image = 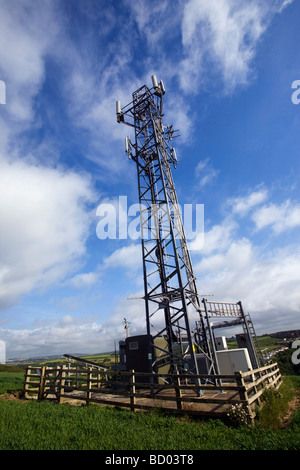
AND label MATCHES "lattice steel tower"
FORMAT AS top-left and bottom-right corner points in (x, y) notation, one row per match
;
(116, 76), (218, 384)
